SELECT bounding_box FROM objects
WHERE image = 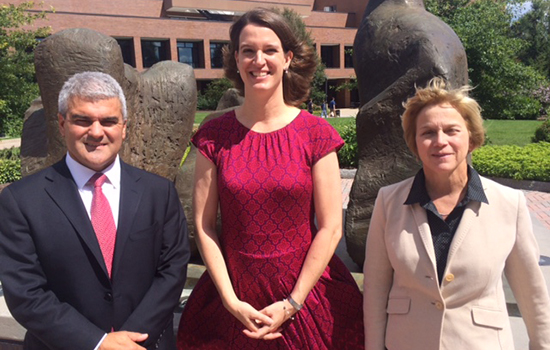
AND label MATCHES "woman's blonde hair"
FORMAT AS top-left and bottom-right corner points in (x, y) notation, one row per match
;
(402, 77), (485, 157)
